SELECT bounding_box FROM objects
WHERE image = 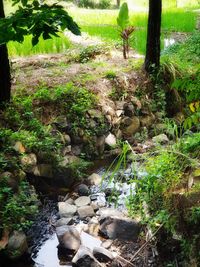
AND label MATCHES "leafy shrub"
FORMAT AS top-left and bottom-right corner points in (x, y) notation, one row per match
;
(172, 70), (200, 129)
(0, 180), (38, 231)
(78, 0), (95, 8)
(98, 0), (110, 9)
(77, 0), (111, 9)
(76, 45), (106, 63)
